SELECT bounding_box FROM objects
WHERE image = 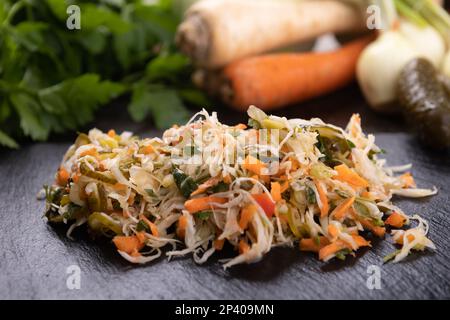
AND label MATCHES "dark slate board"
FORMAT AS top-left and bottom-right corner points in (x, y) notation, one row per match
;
(1, 85), (449, 300)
